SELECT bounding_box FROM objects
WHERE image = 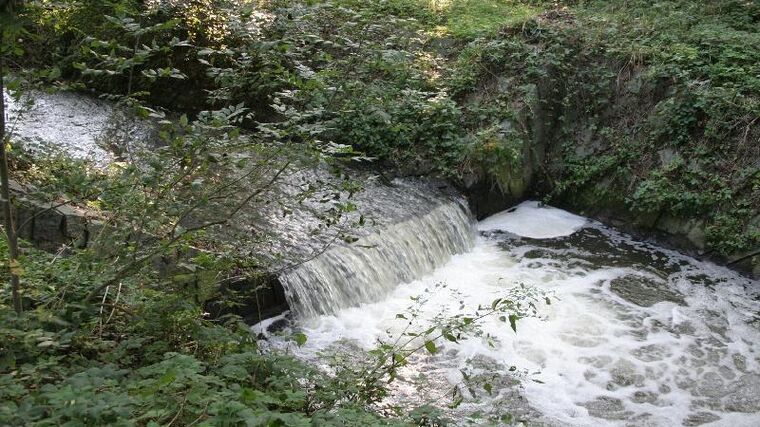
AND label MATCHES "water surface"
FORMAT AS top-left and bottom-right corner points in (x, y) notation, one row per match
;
(272, 202), (760, 426)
